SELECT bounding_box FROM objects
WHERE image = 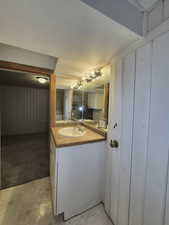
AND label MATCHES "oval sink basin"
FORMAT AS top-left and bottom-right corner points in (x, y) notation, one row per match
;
(58, 127), (86, 137)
